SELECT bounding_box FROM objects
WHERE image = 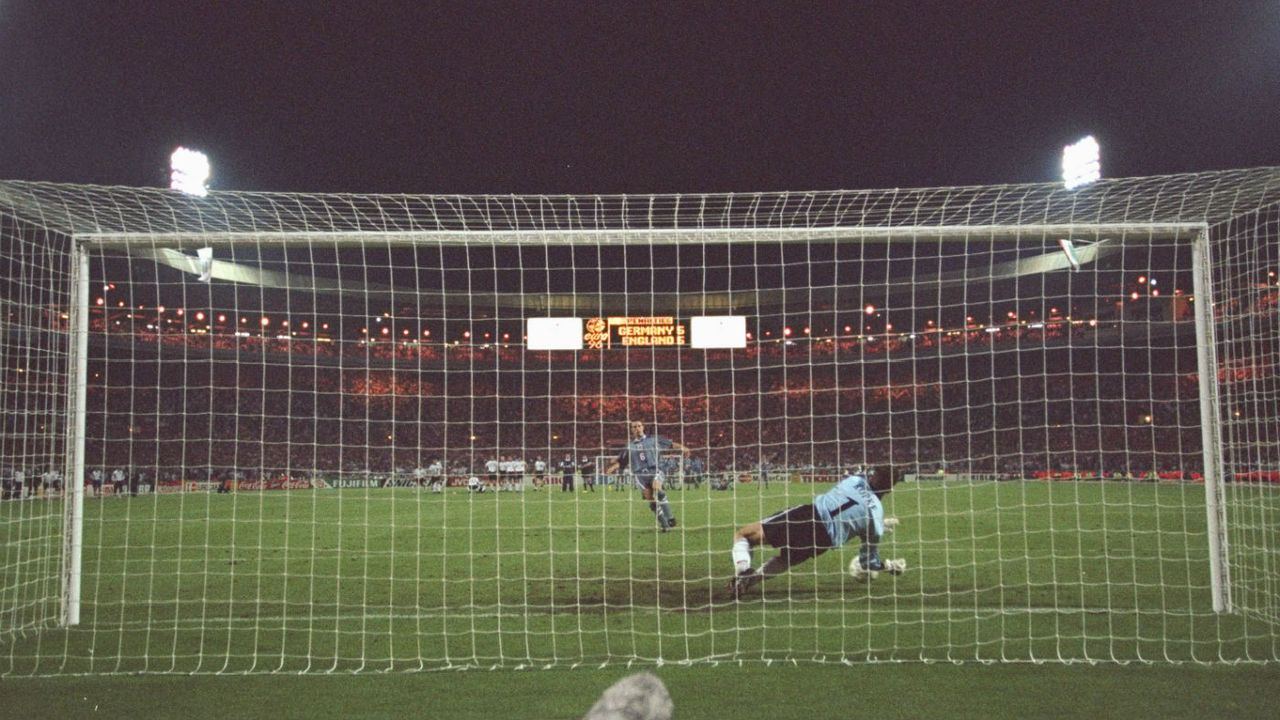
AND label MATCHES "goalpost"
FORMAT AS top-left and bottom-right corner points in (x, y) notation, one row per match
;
(0, 169), (1278, 674)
